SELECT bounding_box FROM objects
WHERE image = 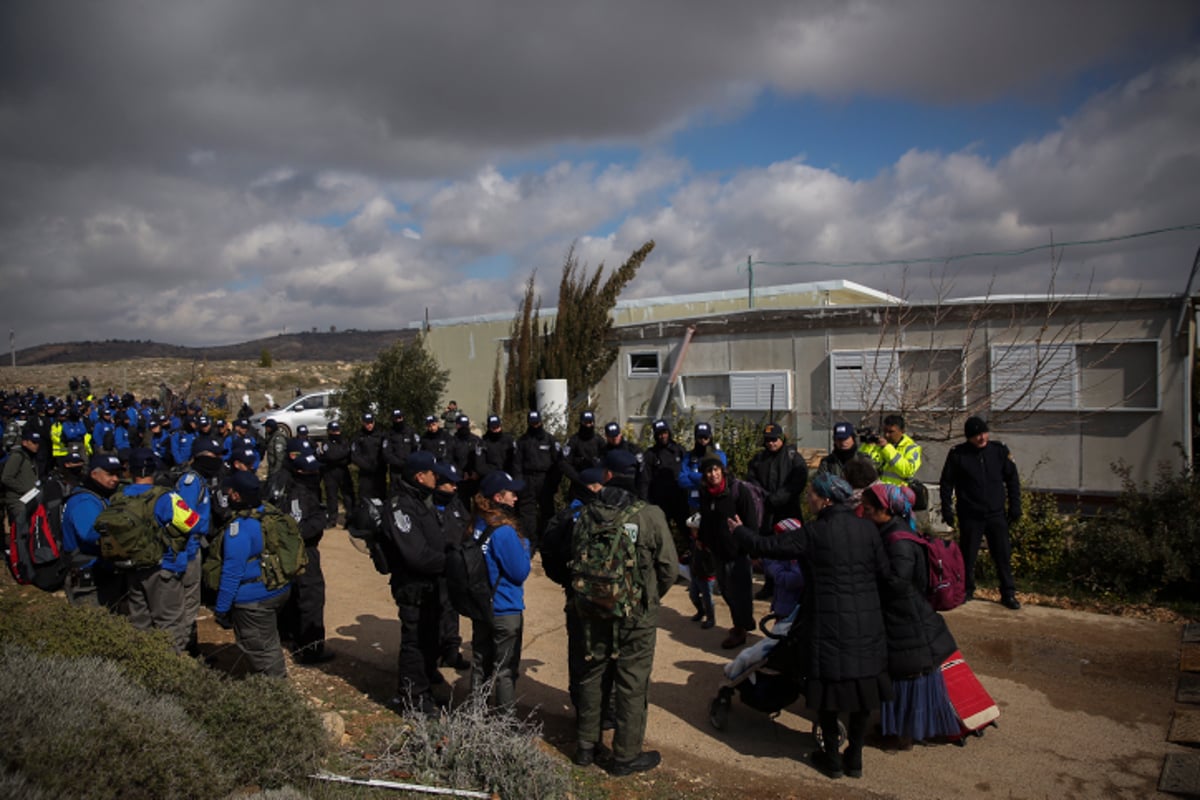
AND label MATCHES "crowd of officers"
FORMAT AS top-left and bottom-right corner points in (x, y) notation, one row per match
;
(1, 385), (1022, 778)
